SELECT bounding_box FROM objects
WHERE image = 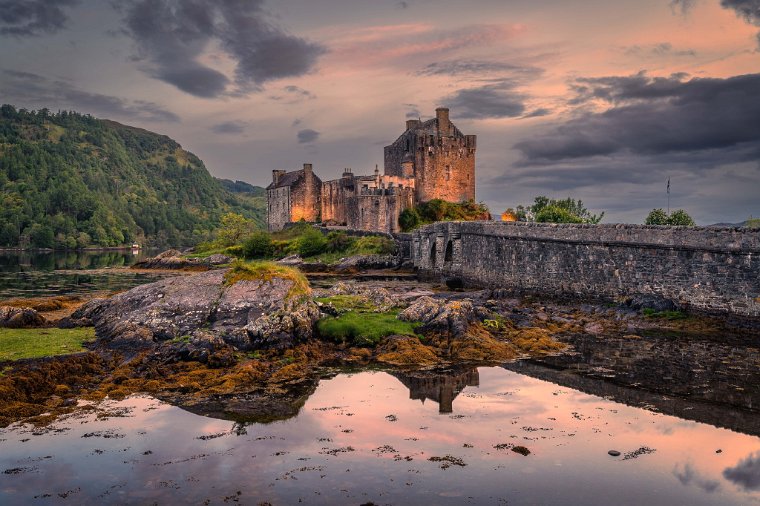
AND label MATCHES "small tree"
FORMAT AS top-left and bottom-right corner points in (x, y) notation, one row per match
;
(645, 208), (669, 225)
(216, 212), (254, 247)
(668, 209), (695, 226)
